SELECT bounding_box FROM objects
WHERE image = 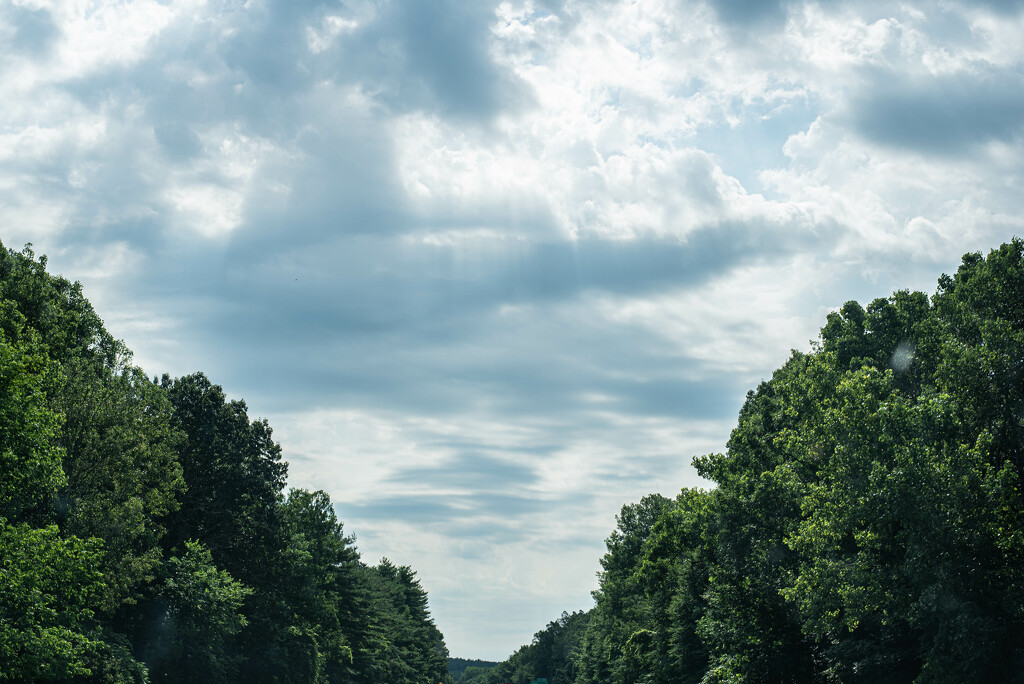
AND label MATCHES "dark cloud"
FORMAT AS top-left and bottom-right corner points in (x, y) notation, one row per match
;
(153, 123), (204, 161)
(338, 495), (458, 524)
(206, 217), (833, 336)
(394, 452), (541, 490)
(238, 119), (411, 248)
(590, 452), (686, 485)
(219, 0), (319, 92)
(707, 0), (1023, 30)
(2, 5), (59, 57)
(966, 0), (1024, 13)
(849, 69), (1024, 156)
(198, 0), (530, 122)
(109, 212), (827, 425)
(604, 375), (738, 419)
(180, 302), (746, 423)
(373, 0), (528, 120)
(338, 491), (580, 526)
(437, 521), (532, 546)
(706, 0), (789, 27)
